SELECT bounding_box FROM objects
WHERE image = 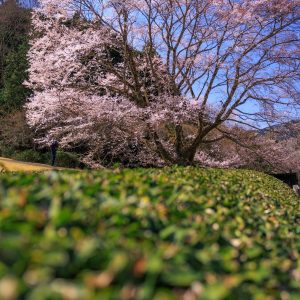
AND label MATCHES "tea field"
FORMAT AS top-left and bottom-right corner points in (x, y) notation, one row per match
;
(0, 168), (299, 300)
